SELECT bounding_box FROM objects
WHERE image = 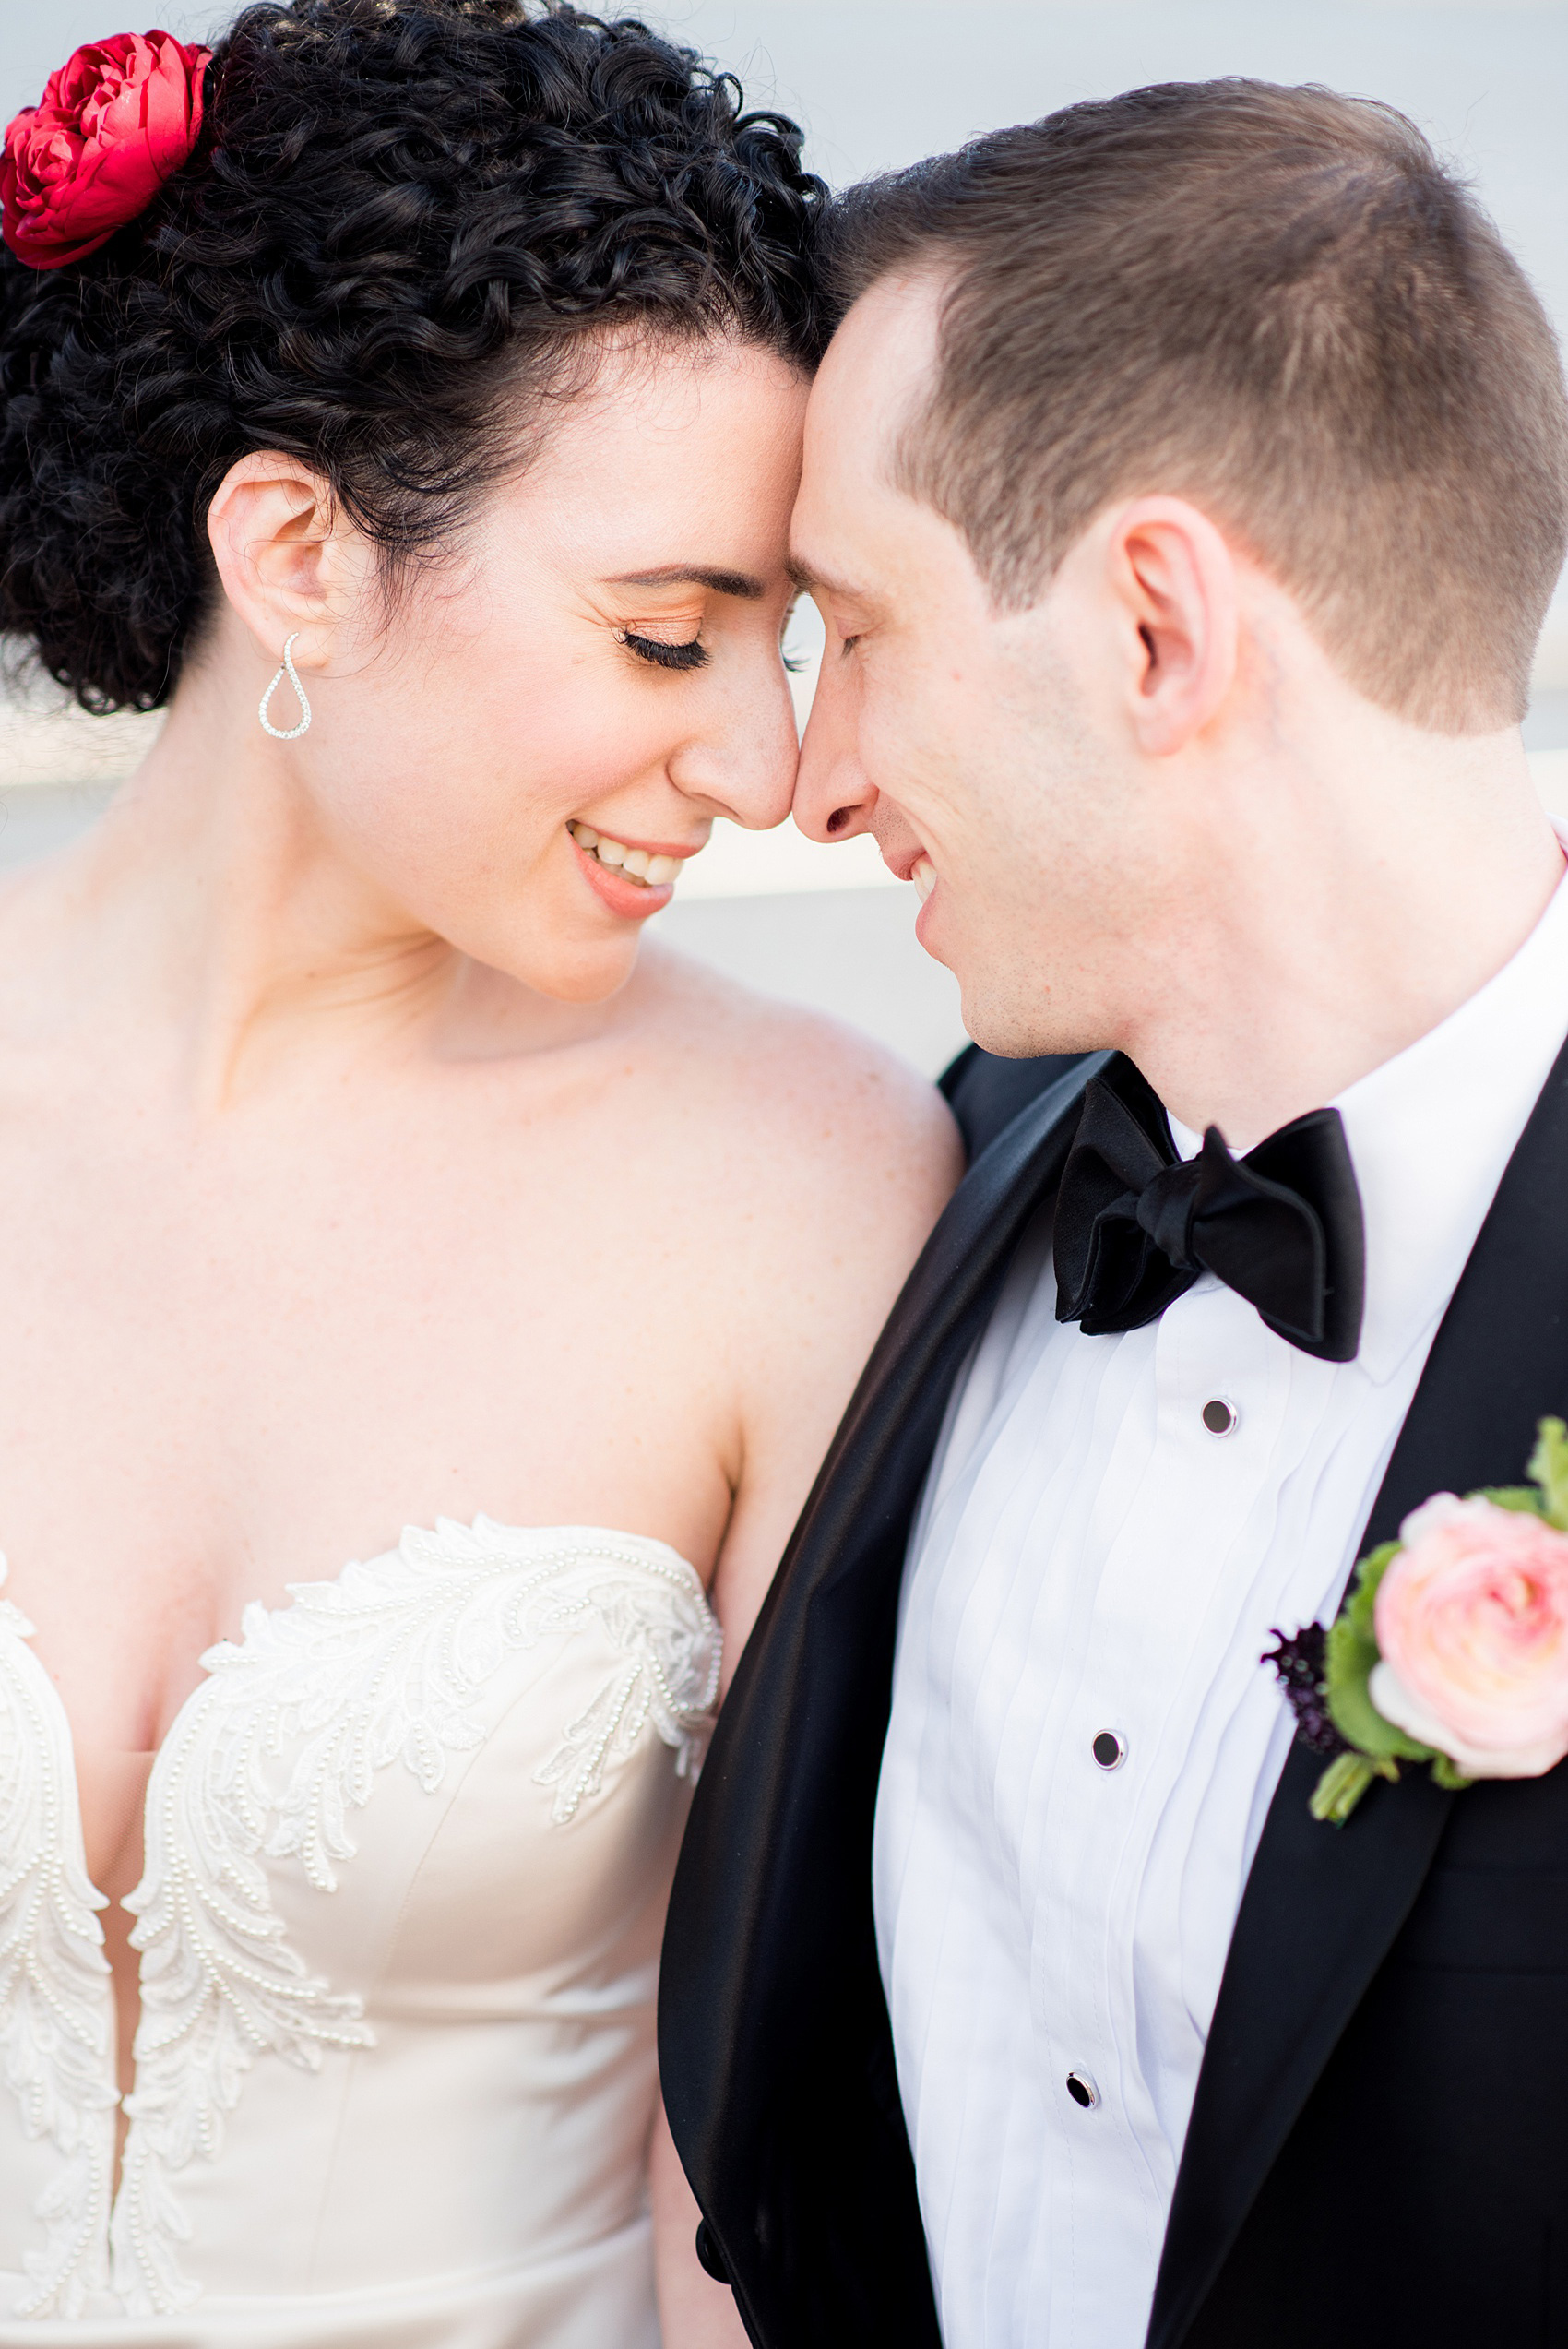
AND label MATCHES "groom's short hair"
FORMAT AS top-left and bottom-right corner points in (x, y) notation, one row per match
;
(827, 80), (1568, 734)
